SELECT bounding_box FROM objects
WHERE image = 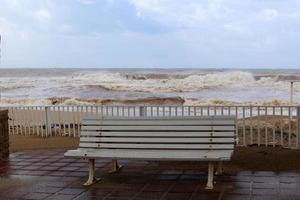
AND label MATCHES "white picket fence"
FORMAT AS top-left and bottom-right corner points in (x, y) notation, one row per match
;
(1, 105), (300, 148)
